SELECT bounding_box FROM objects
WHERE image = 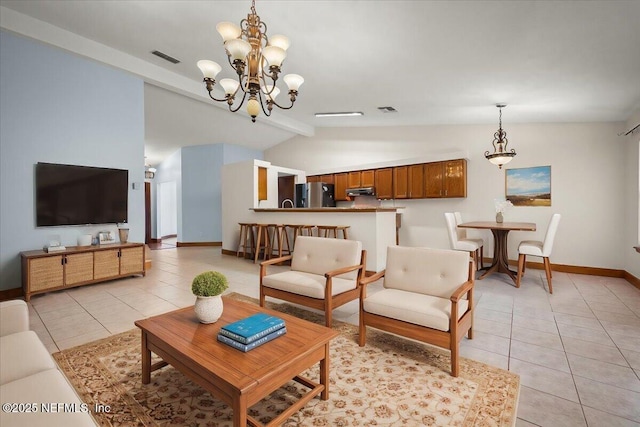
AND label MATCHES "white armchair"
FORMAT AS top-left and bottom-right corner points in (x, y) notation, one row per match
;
(359, 246), (475, 377)
(260, 236), (366, 327)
